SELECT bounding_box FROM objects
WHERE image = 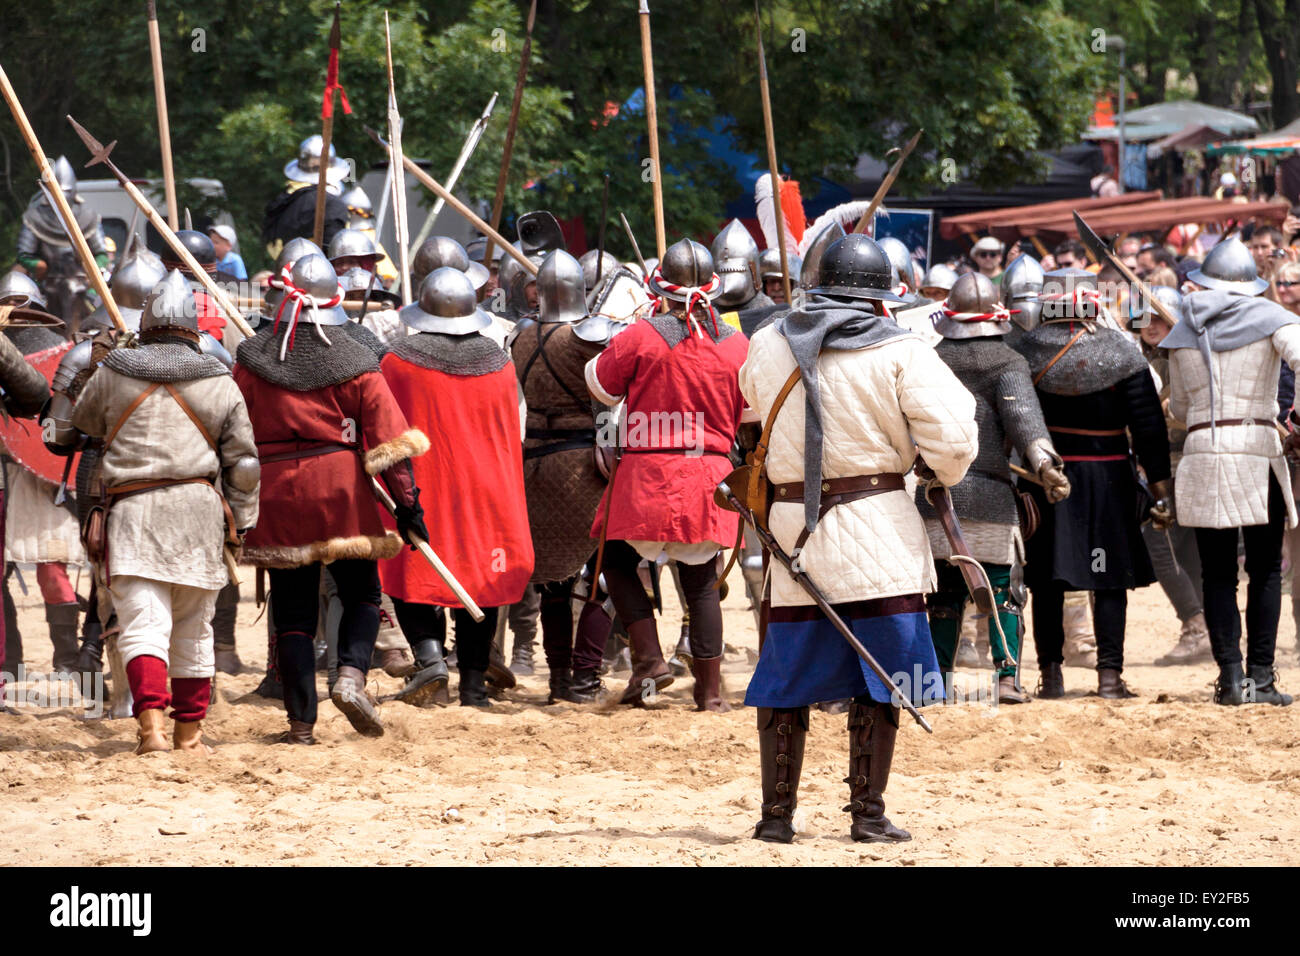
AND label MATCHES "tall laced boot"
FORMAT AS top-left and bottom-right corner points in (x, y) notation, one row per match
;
(845, 700), (911, 843)
(1214, 663), (1246, 706)
(330, 665), (385, 737)
(135, 708), (169, 754)
(394, 639), (450, 708)
(619, 617), (673, 705)
(46, 602), (80, 675)
(1246, 665), (1293, 706)
(690, 655), (731, 713)
(753, 707), (807, 843)
(1155, 612), (1212, 666)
